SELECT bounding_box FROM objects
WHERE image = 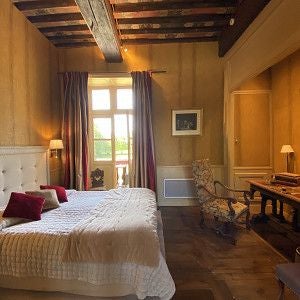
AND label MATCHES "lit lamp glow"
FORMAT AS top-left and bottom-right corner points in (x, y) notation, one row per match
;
(49, 139), (63, 158)
(280, 144), (294, 172)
